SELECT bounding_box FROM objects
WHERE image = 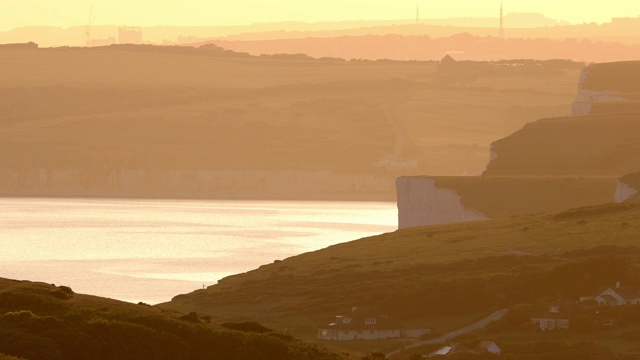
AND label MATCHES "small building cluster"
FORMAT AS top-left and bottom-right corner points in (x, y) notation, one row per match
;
(316, 307), (429, 341)
(529, 282), (640, 331)
(586, 282), (640, 306)
(119, 27), (143, 44)
(530, 304), (571, 331)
